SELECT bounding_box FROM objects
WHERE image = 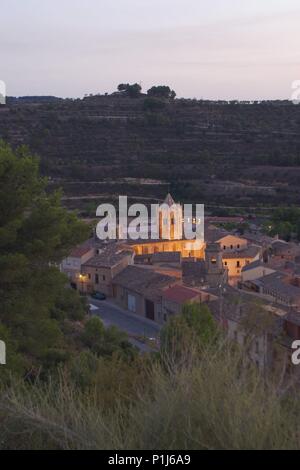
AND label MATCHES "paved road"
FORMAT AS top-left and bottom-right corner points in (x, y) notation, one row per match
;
(88, 298), (161, 352)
